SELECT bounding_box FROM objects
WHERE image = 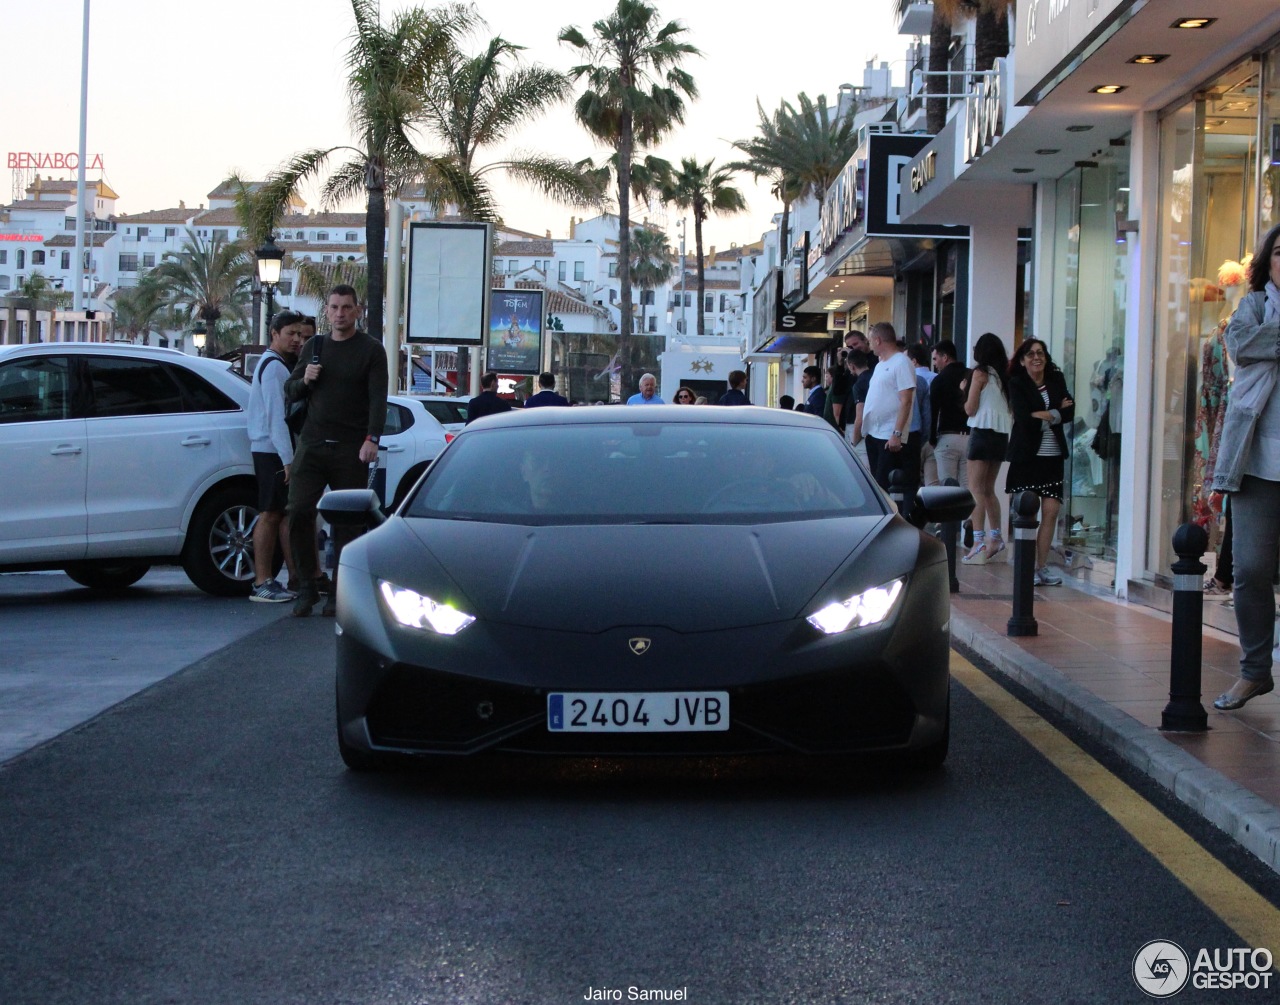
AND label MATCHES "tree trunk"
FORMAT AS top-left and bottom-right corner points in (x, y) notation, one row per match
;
(616, 112), (634, 400)
(779, 200), (791, 274)
(974, 6), (1009, 72)
(927, 7), (952, 135)
(694, 207), (706, 337)
(365, 156), (387, 344)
